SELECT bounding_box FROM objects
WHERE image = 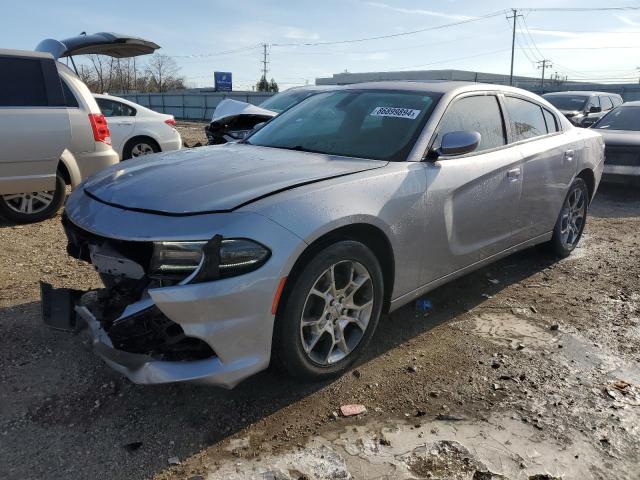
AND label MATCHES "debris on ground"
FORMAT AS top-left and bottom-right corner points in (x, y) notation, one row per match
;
(340, 404), (367, 417)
